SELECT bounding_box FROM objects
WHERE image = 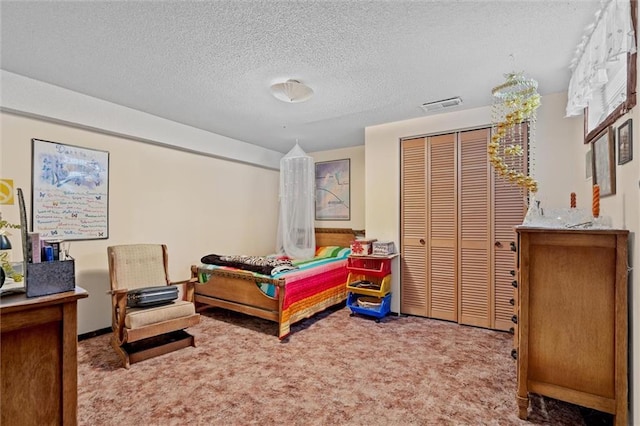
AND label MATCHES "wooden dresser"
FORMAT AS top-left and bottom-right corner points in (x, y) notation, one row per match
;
(513, 227), (628, 425)
(1, 287), (88, 426)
